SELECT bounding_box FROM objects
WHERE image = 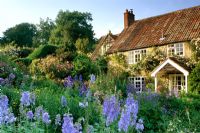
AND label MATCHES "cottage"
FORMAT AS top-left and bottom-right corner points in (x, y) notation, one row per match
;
(93, 6), (200, 94)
